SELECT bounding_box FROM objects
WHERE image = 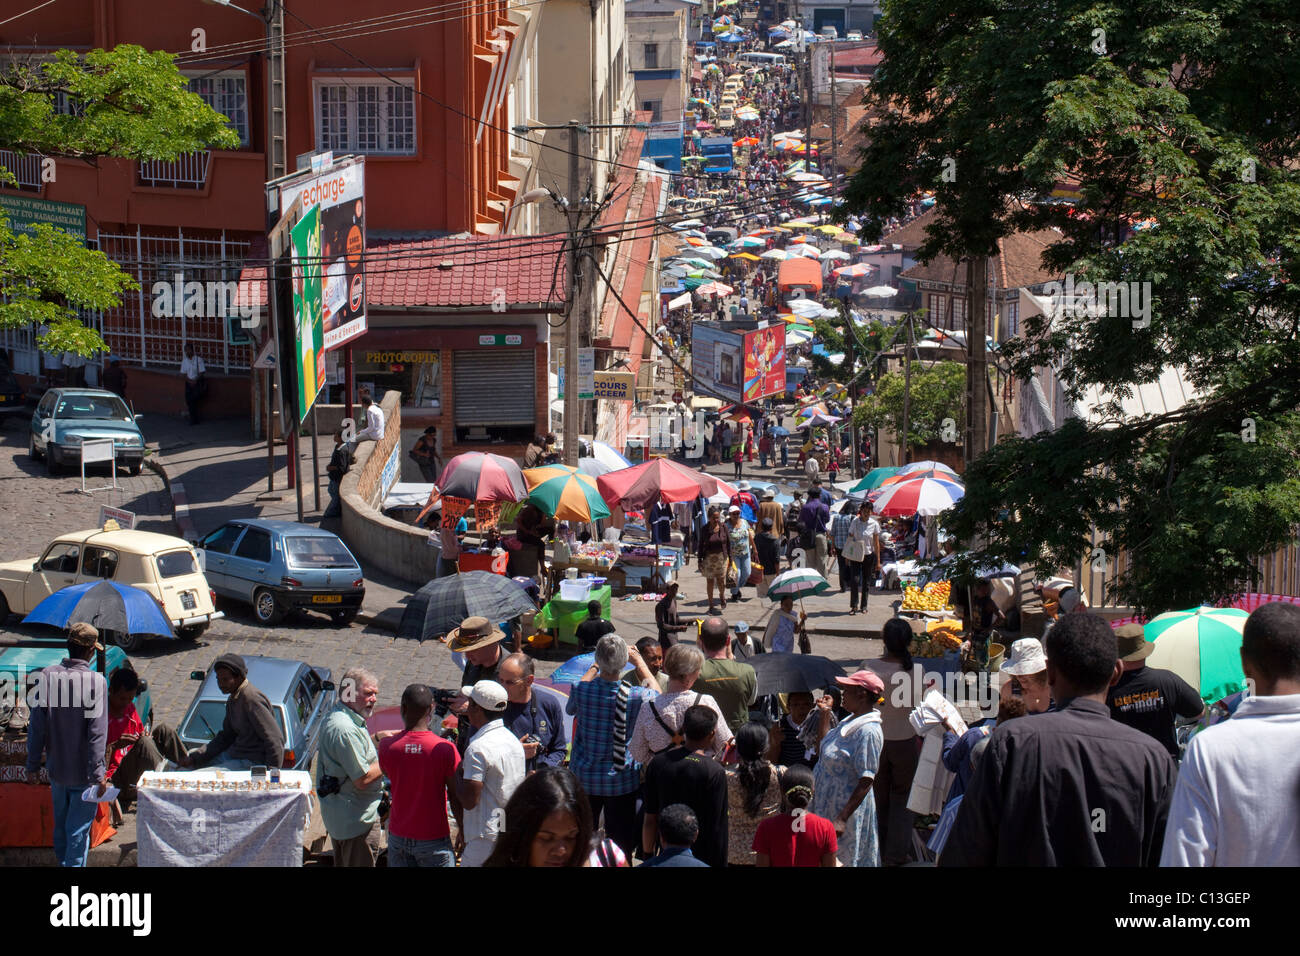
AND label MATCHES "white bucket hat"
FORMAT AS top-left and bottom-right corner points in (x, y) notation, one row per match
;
(1001, 638), (1047, 676)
